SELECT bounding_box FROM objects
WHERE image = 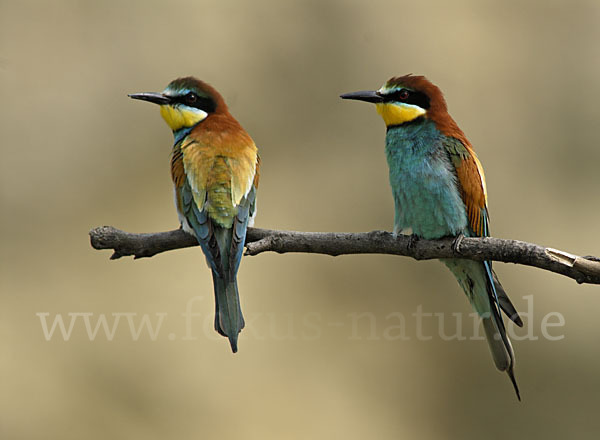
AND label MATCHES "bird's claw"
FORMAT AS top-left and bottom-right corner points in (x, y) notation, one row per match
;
(407, 233), (420, 250)
(452, 233), (465, 254)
